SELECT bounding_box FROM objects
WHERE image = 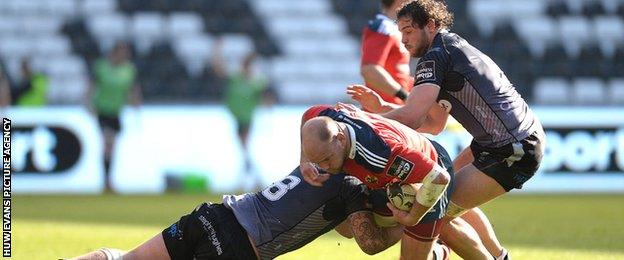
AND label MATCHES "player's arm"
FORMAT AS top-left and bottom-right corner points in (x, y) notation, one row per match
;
(361, 65), (408, 100)
(361, 32), (408, 100)
(385, 146), (450, 226)
(416, 102), (449, 135)
(347, 84), (401, 113)
(390, 164), (450, 226)
(347, 211), (404, 255)
(383, 83), (440, 130)
(385, 49), (449, 130)
(334, 220), (354, 238)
